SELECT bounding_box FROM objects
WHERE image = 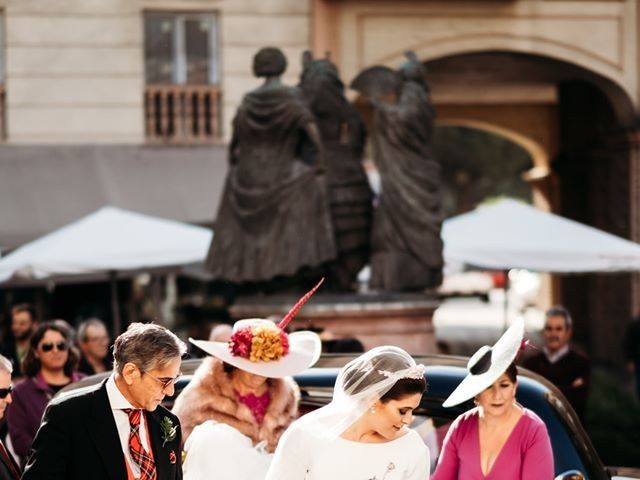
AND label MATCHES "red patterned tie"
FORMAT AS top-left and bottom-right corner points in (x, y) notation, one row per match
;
(123, 409), (157, 480)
